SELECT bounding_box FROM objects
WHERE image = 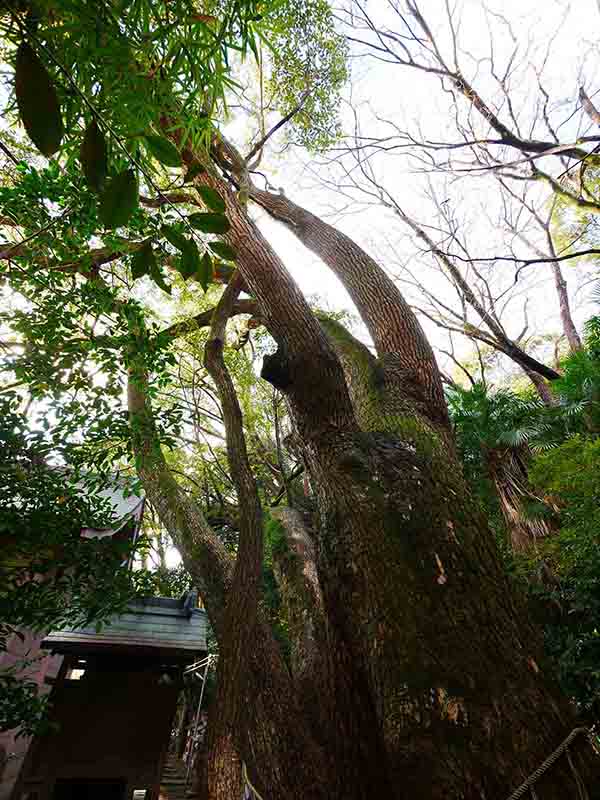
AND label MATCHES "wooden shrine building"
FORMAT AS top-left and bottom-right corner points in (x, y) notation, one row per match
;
(0, 482), (207, 800)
